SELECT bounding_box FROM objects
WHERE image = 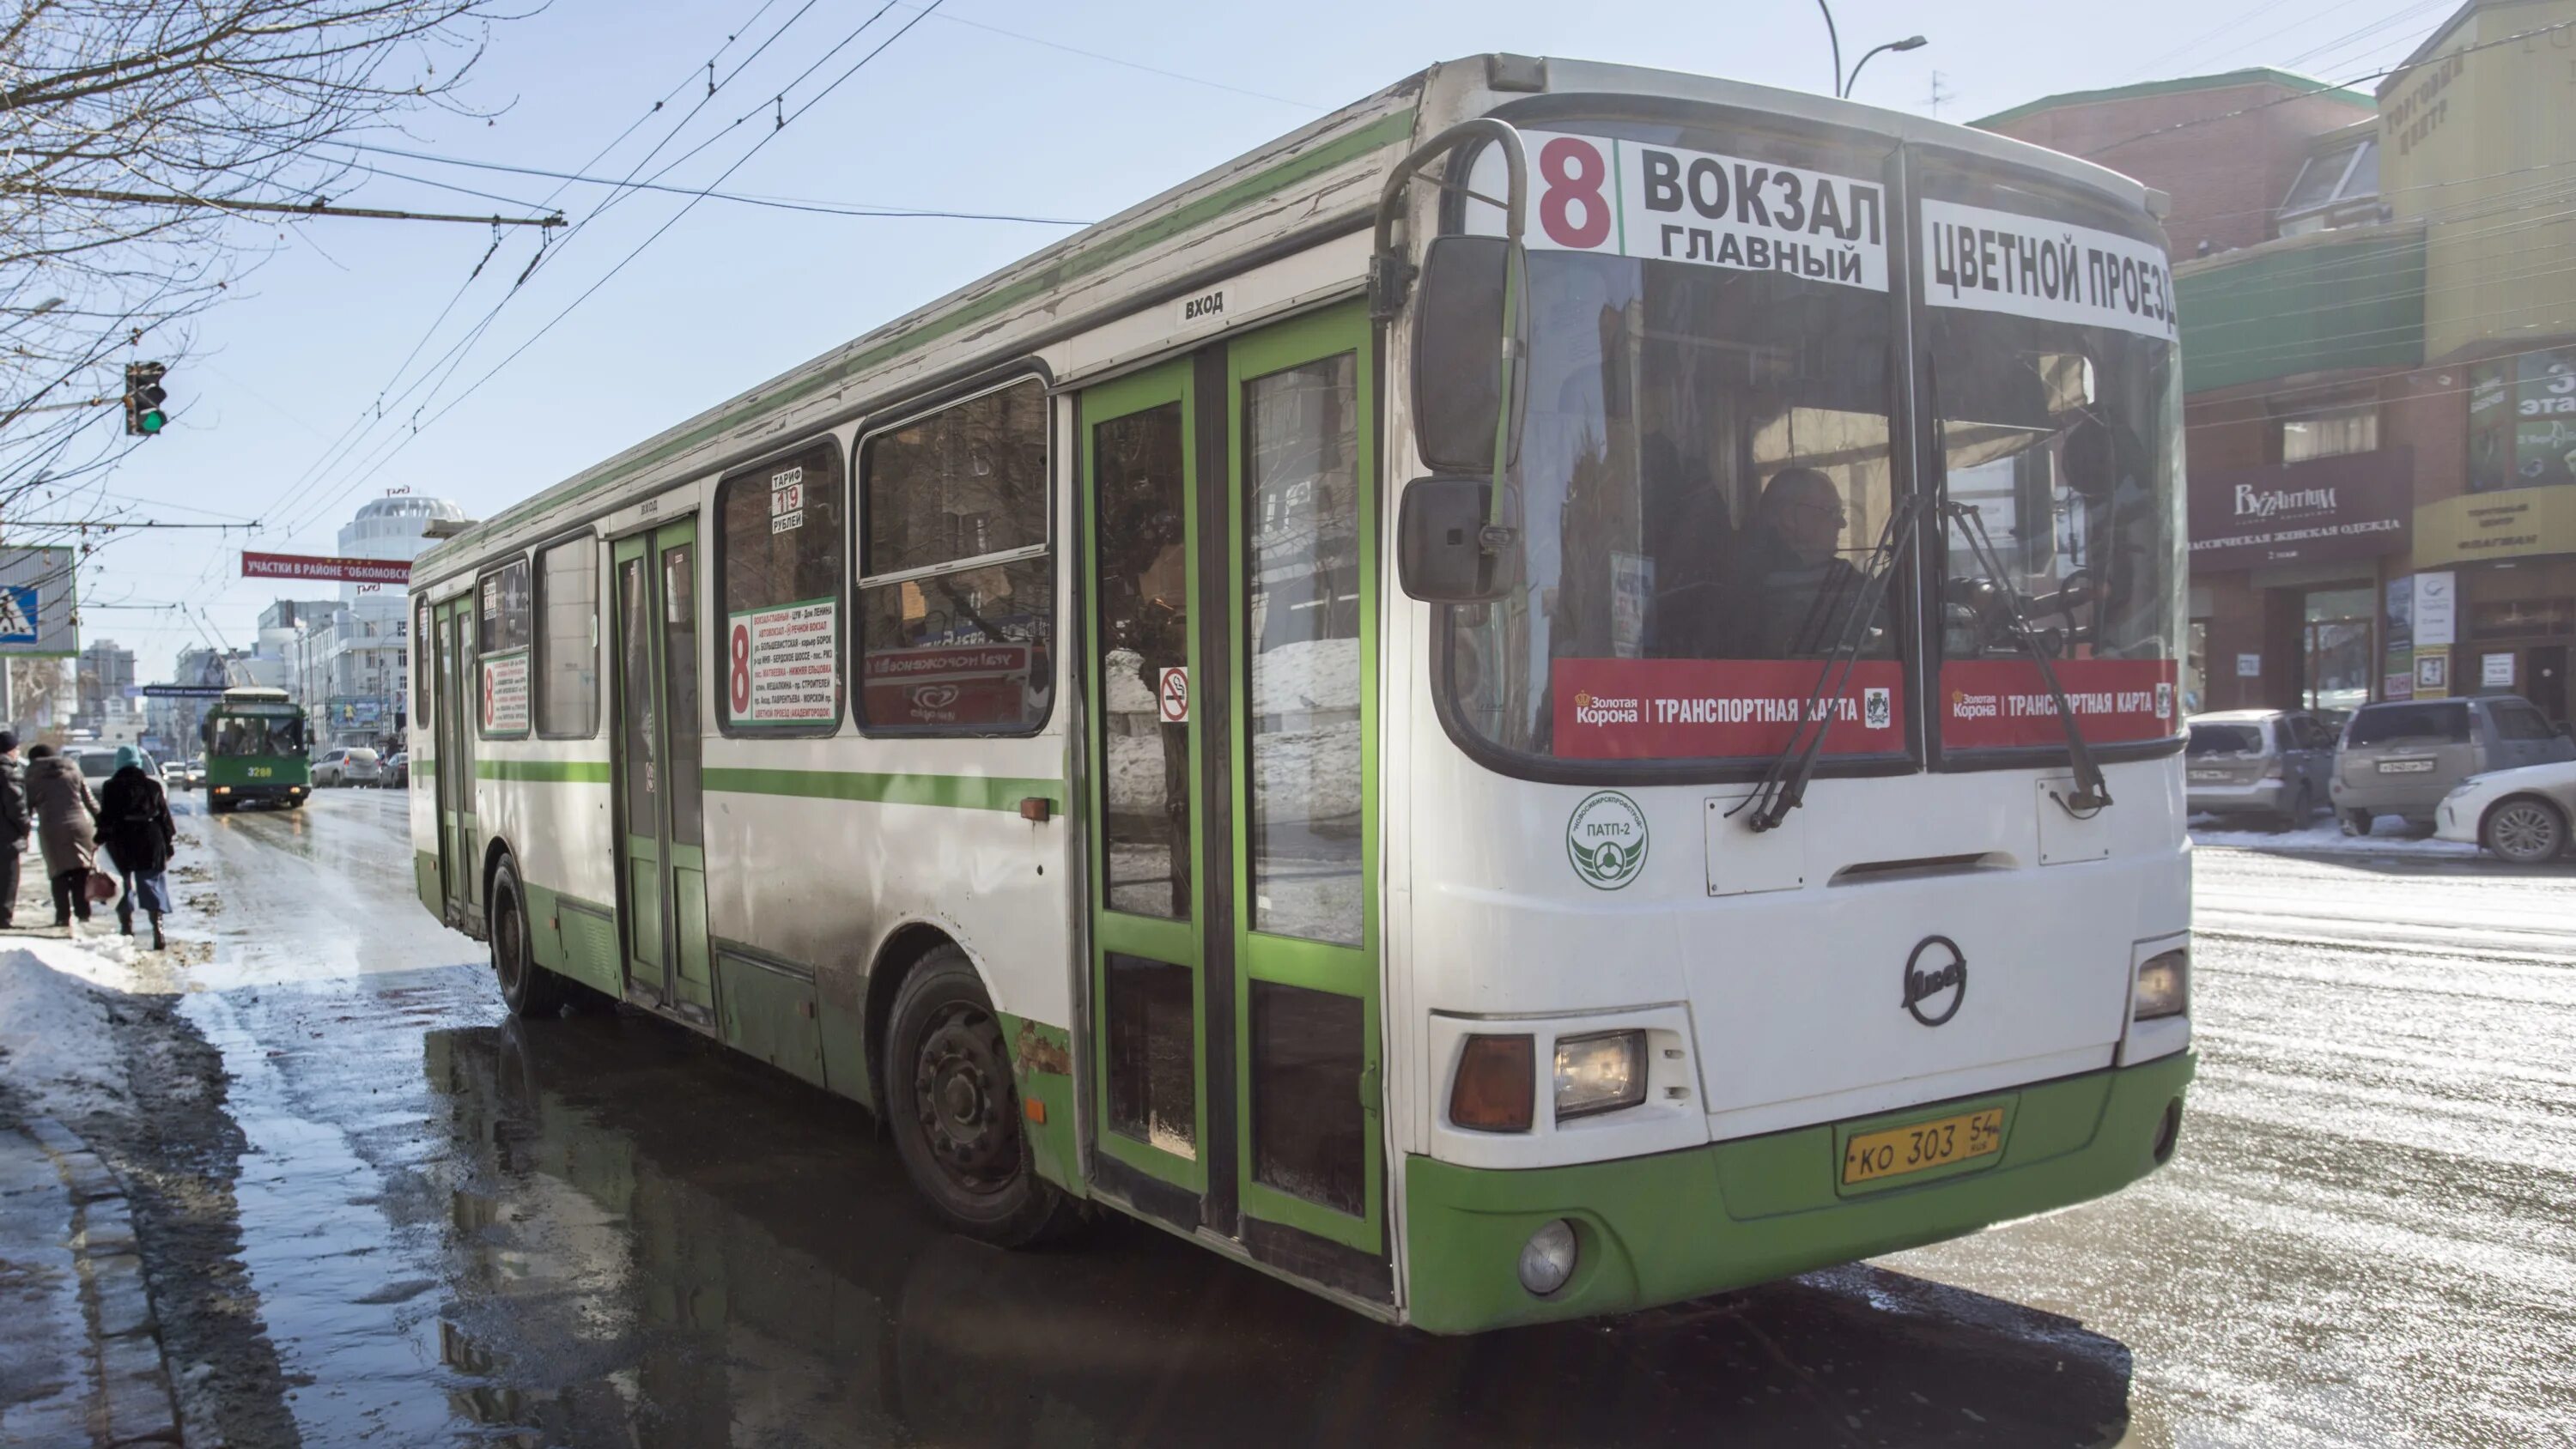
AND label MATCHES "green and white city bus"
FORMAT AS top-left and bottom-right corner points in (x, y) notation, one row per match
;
(409, 54), (2194, 1333)
(204, 686), (313, 812)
